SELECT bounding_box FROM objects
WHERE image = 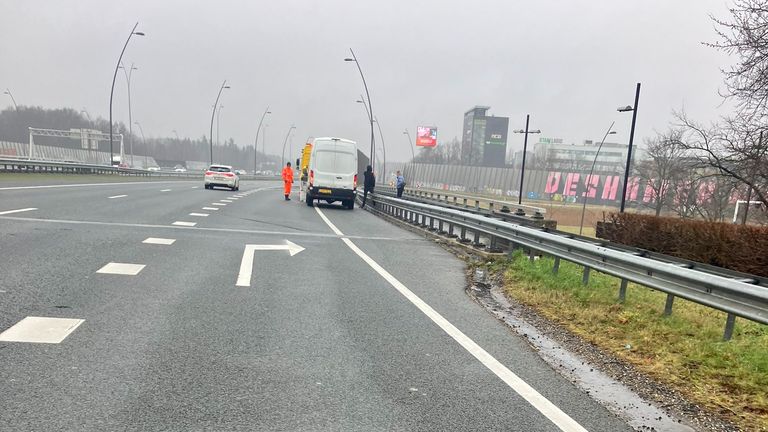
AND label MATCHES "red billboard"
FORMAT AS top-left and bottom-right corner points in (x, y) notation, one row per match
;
(416, 126), (437, 147)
